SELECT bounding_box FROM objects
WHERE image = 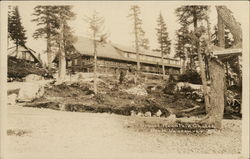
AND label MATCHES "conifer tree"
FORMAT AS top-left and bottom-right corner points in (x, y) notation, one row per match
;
(8, 6), (27, 56)
(55, 5), (76, 81)
(32, 6), (60, 69)
(128, 5), (150, 74)
(156, 13), (171, 76)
